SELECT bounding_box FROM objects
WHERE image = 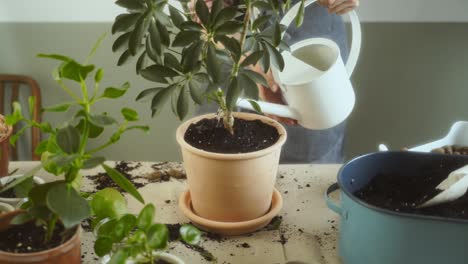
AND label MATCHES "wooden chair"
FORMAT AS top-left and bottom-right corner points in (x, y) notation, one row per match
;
(0, 75), (42, 161)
